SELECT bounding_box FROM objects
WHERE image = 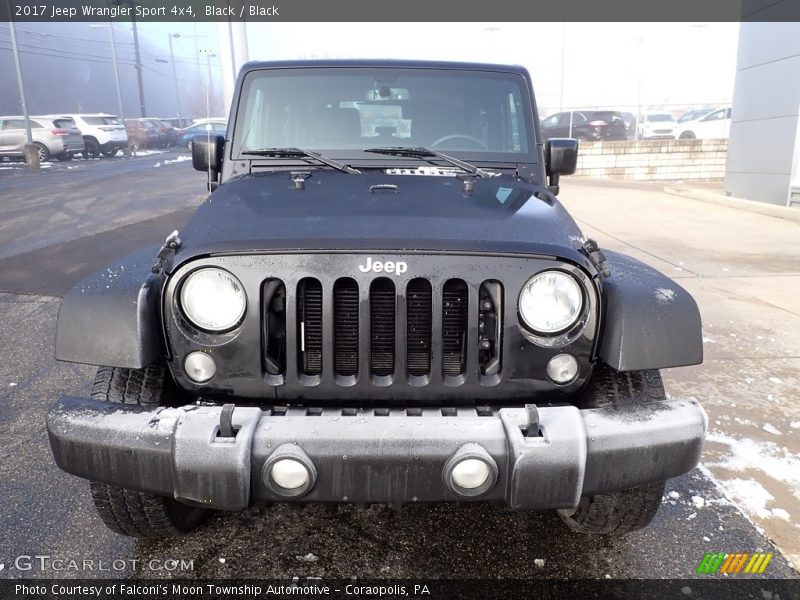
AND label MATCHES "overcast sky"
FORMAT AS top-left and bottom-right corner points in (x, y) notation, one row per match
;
(137, 22), (740, 116)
